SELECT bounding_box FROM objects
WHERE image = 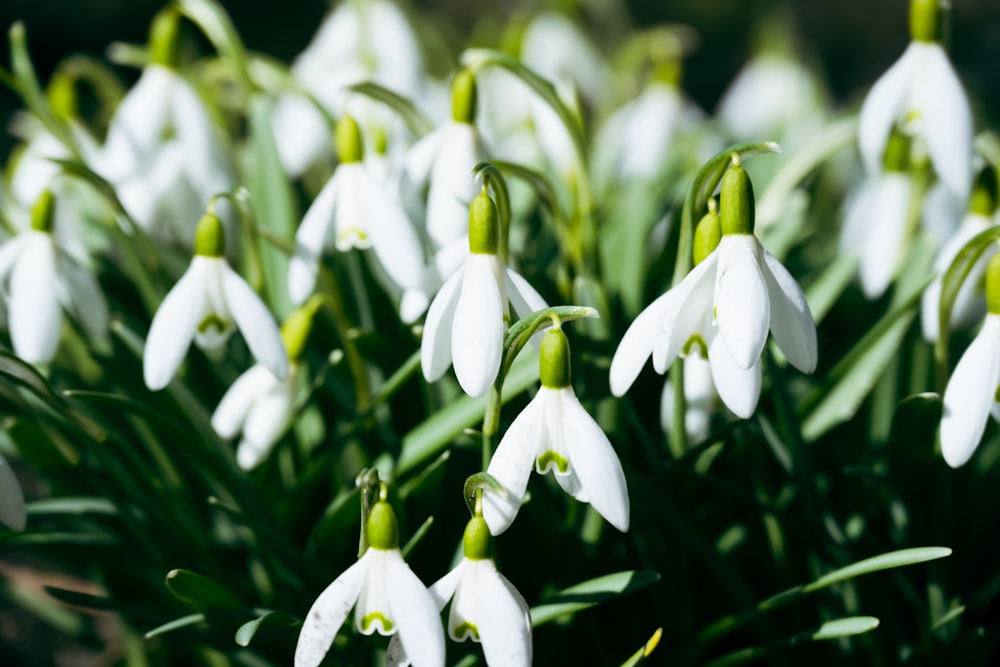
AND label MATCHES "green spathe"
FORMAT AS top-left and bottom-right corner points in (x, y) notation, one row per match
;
(720, 163), (755, 236)
(367, 500), (400, 550)
(910, 0), (941, 44)
(987, 254), (1000, 315)
(540, 328), (571, 389)
(451, 68), (478, 124)
(31, 190), (55, 233)
(336, 115), (364, 164)
(468, 189), (499, 255)
(462, 516), (492, 561)
(194, 212), (225, 257)
(693, 208), (721, 265)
